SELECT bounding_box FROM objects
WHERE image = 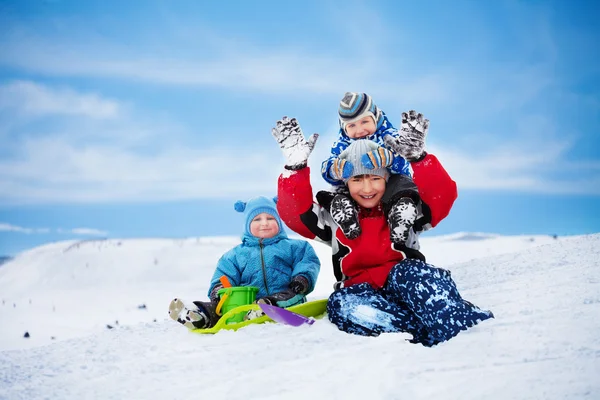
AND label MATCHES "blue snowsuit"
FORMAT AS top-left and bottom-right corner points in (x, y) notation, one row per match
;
(208, 196), (321, 305)
(208, 232), (320, 301)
